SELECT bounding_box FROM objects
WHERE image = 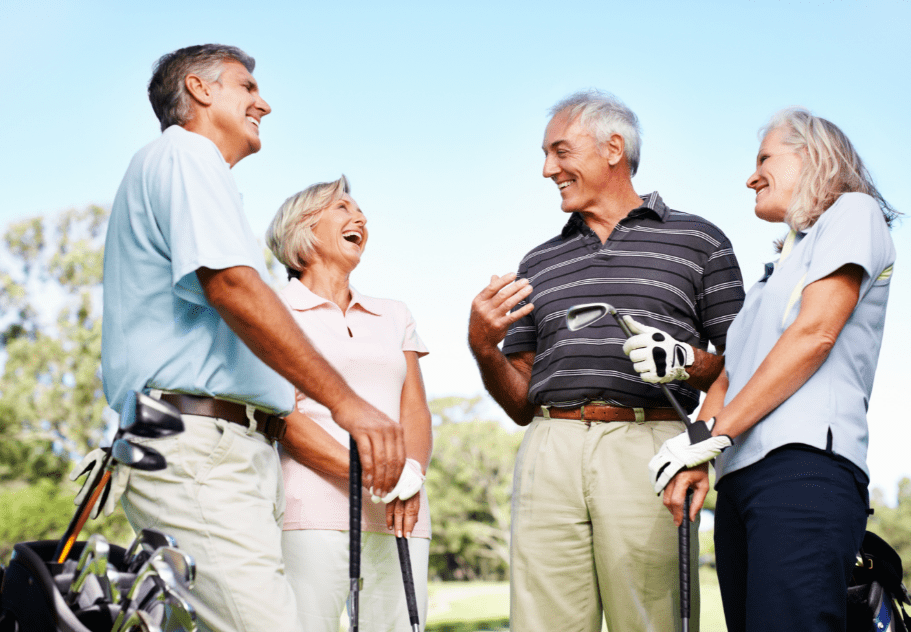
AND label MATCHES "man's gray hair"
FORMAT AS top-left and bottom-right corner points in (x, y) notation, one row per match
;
(549, 90), (642, 176)
(148, 44), (256, 132)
